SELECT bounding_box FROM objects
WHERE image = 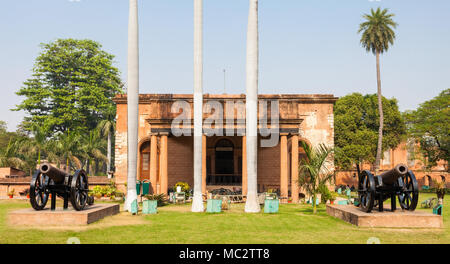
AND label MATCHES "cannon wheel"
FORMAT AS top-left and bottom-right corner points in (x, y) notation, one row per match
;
(398, 171), (419, 211)
(358, 171), (376, 213)
(29, 170), (49, 210)
(70, 170), (89, 211)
